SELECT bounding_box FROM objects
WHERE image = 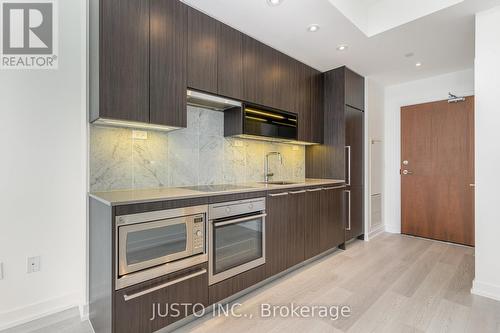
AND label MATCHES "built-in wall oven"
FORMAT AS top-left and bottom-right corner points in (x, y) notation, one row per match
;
(208, 198), (266, 285)
(115, 205), (208, 289)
